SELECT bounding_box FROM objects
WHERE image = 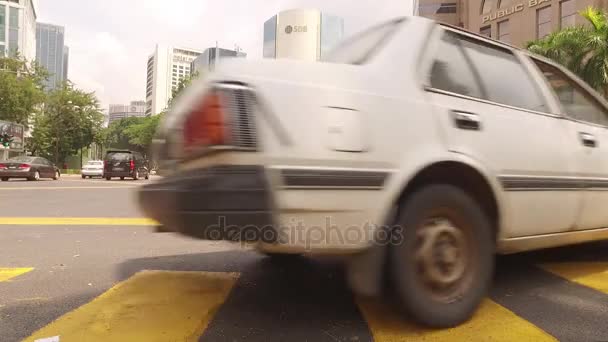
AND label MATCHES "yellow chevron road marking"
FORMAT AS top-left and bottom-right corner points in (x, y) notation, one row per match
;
(541, 262), (608, 294)
(357, 298), (557, 341)
(25, 271), (239, 342)
(0, 268), (34, 282)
